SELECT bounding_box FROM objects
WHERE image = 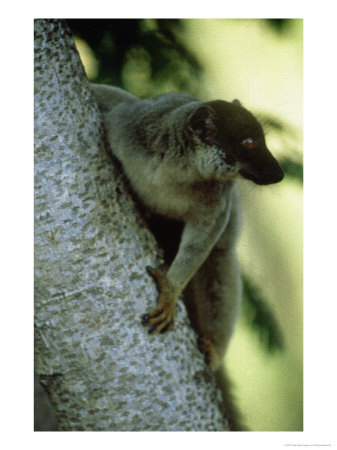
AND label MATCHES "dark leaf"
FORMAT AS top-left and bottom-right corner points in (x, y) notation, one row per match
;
(242, 273), (284, 353)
